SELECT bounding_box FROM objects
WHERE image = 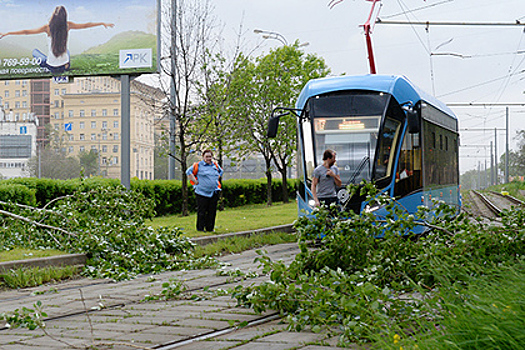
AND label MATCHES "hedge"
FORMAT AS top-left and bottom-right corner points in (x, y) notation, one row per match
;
(0, 177), (299, 217)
